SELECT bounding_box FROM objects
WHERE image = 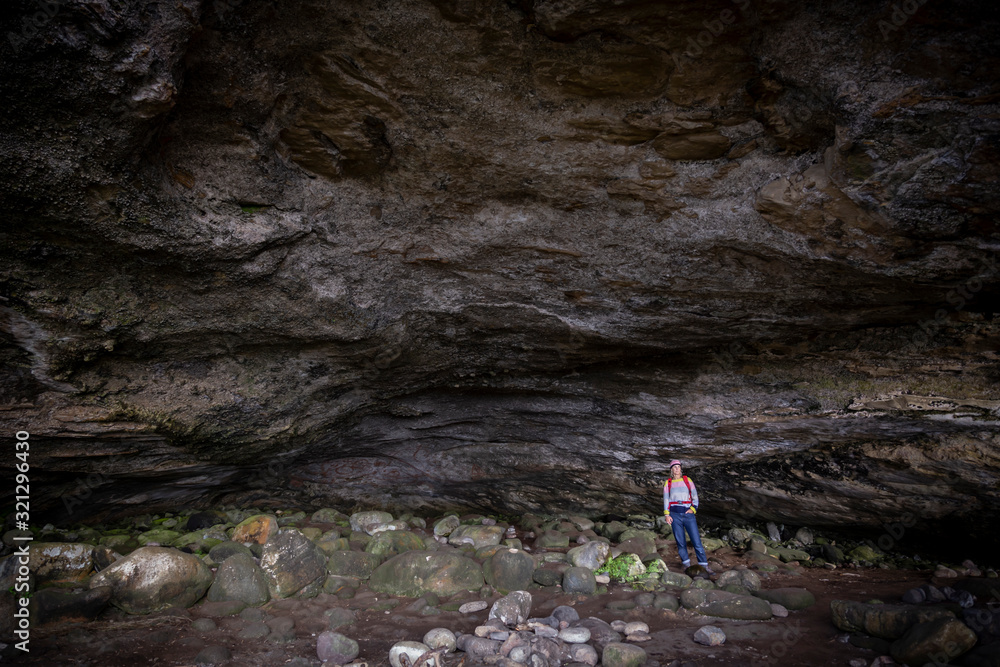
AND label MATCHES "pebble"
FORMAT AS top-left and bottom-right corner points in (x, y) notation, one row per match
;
(509, 645), (531, 663)
(770, 603), (789, 618)
(693, 626), (726, 646)
(460, 601), (490, 614)
(625, 632), (651, 642)
(610, 620), (627, 632)
(623, 622), (648, 635)
(389, 641), (430, 667)
(901, 588), (925, 604)
(424, 627), (457, 652)
(533, 625), (558, 638)
(551, 606), (580, 623)
(558, 627), (591, 643)
(317, 631), (359, 664)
